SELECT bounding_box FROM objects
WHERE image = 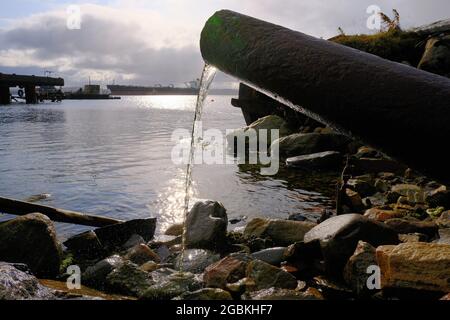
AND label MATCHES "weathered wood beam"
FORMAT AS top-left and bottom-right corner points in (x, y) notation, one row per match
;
(0, 197), (123, 227)
(200, 10), (450, 184)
